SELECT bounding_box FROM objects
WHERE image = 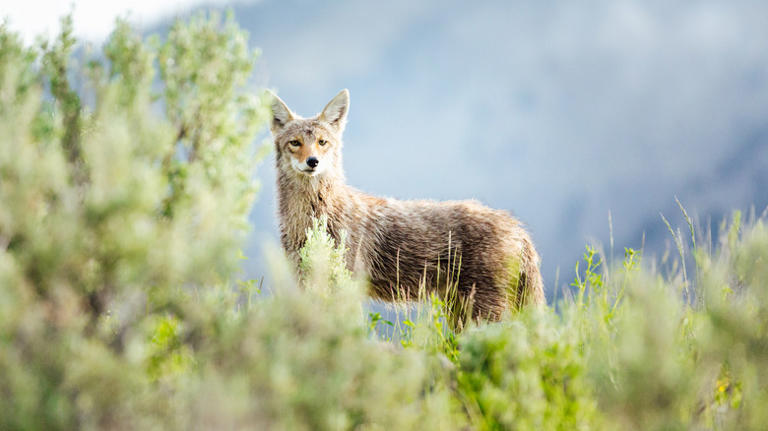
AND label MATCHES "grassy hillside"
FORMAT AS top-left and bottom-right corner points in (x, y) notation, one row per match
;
(1, 13), (767, 430)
